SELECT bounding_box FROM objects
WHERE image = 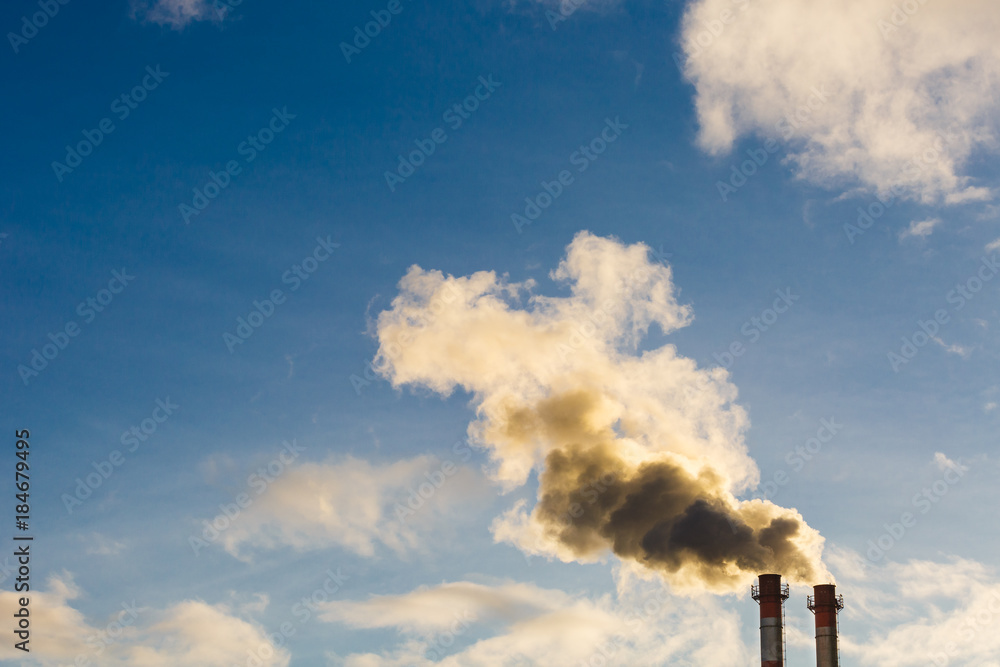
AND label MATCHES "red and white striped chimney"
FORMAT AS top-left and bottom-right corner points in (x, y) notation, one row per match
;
(808, 583), (844, 667)
(751, 573), (788, 667)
